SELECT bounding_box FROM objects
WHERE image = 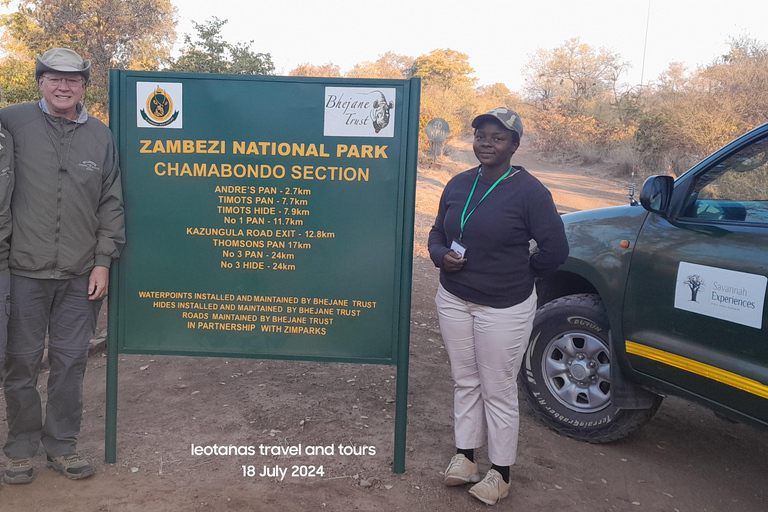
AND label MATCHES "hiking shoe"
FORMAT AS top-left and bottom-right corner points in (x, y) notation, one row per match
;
(46, 453), (95, 480)
(468, 469), (511, 505)
(443, 453), (481, 486)
(4, 457), (33, 484)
